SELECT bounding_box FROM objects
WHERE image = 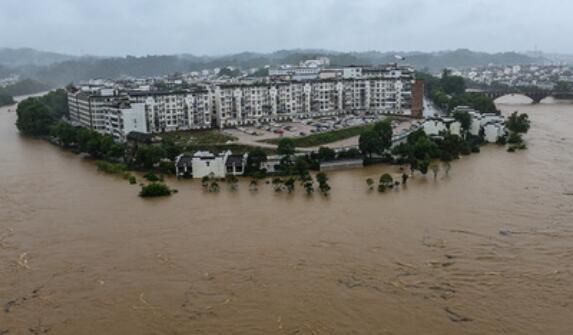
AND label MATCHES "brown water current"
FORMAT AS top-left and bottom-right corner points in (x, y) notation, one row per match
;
(1, 95), (572, 334)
